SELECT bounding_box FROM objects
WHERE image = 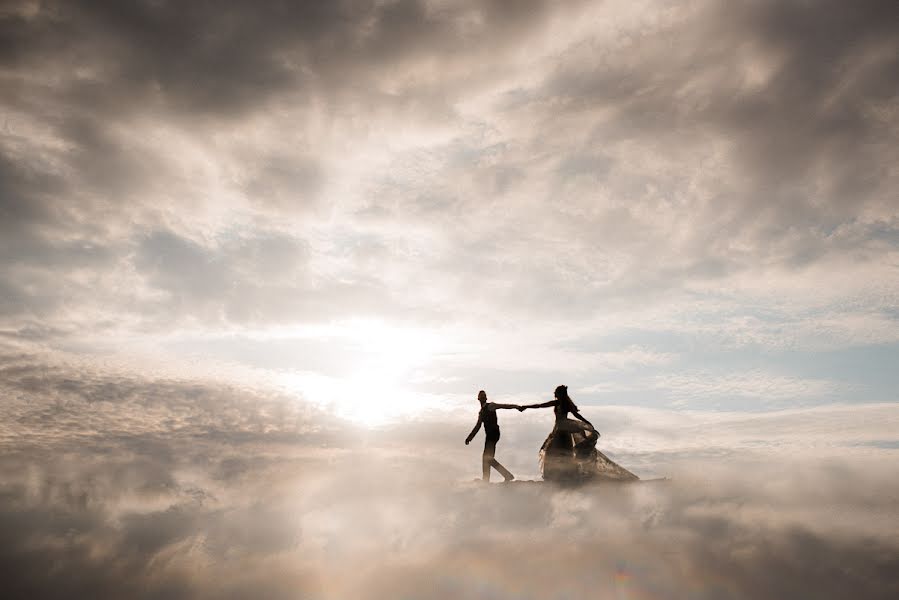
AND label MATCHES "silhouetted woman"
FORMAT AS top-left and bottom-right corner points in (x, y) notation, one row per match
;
(520, 385), (599, 482)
